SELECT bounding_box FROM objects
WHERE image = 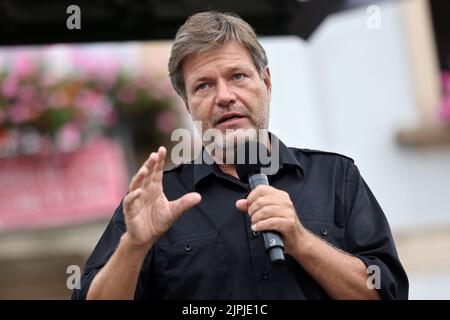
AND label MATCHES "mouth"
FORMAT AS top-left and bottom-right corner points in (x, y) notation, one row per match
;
(215, 112), (247, 127)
